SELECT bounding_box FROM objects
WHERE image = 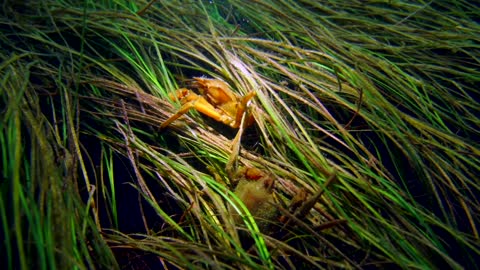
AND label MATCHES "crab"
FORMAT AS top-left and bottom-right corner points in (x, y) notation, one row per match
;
(230, 167), (277, 231)
(230, 167), (341, 233)
(160, 77), (256, 129)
